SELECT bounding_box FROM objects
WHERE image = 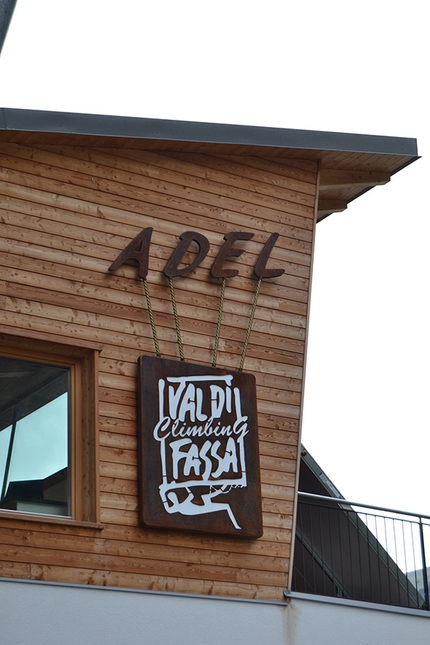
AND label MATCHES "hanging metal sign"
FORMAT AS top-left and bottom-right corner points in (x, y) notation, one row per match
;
(138, 356), (262, 537)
